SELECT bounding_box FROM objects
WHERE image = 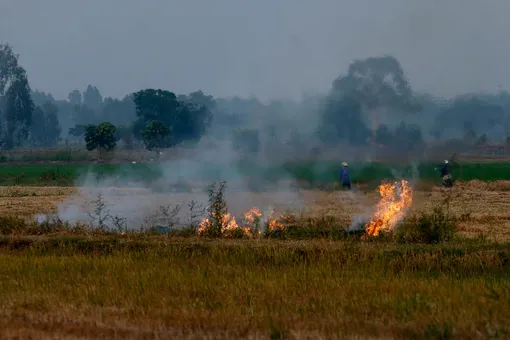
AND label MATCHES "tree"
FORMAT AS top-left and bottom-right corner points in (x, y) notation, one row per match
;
(67, 90), (82, 107)
(101, 95), (136, 125)
(436, 97), (504, 138)
(0, 43), (25, 96)
(141, 120), (171, 155)
(132, 89), (212, 145)
(0, 43), (34, 148)
(331, 55), (420, 132)
(393, 122), (424, 152)
(2, 74), (34, 148)
(83, 85), (103, 111)
(31, 101), (61, 147)
(84, 122), (117, 159)
(232, 128), (260, 154)
(69, 125), (86, 138)
(318, 95), (371, 146)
